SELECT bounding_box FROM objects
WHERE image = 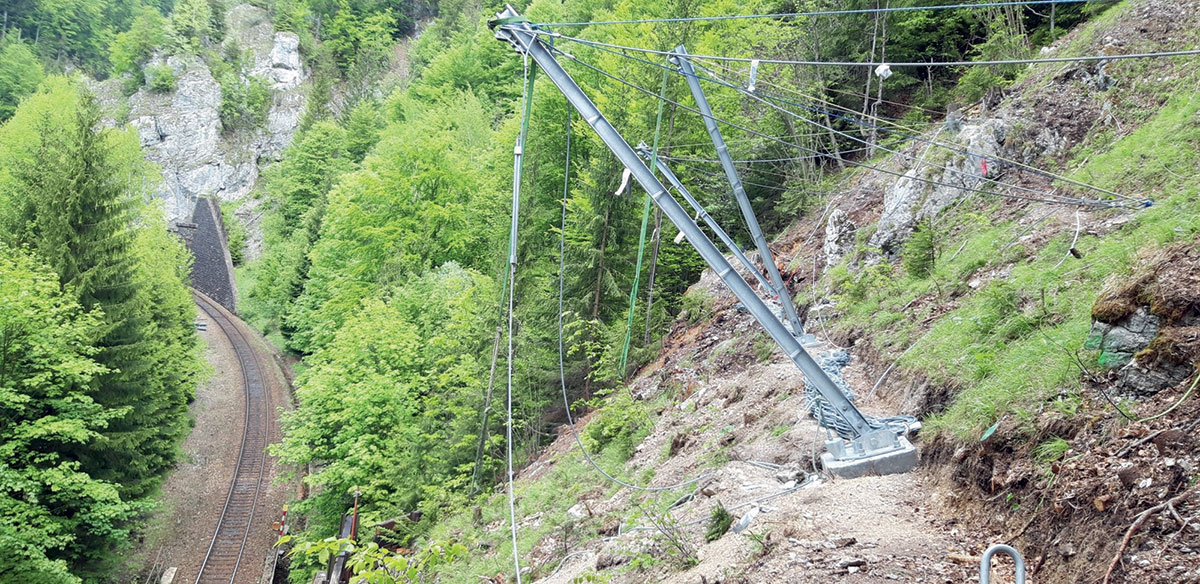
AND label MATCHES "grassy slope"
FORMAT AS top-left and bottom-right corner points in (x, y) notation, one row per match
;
(830, 57), (1200, 440)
